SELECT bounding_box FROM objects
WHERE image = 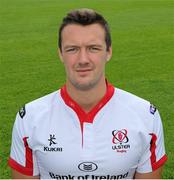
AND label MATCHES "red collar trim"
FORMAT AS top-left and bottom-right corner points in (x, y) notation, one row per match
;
(60, 81), (115, 124)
